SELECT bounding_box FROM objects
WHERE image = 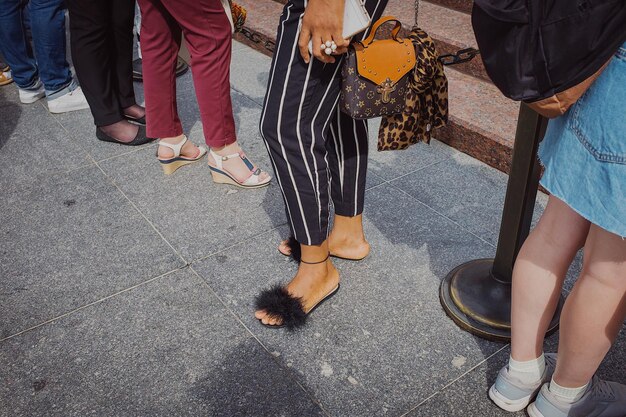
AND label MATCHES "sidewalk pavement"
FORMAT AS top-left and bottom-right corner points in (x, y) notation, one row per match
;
(0, 41), (623, 417)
